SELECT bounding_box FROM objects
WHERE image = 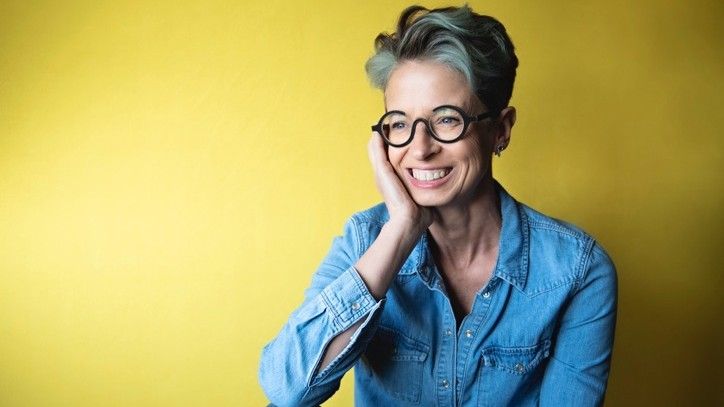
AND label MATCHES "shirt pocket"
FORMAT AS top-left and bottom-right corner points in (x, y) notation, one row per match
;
(477, 339), (551, 407)
(361, 325), (429, 404)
